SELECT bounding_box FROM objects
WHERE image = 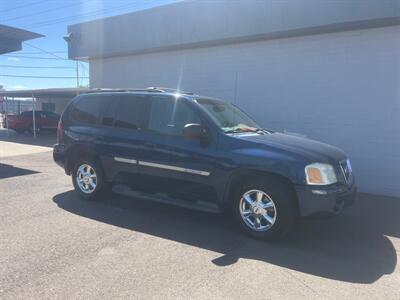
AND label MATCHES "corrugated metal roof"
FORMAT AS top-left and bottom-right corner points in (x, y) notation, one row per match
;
(0, 88), (91, 98)
(0, 24), (43, 40)
(0, 24), (44, 54)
